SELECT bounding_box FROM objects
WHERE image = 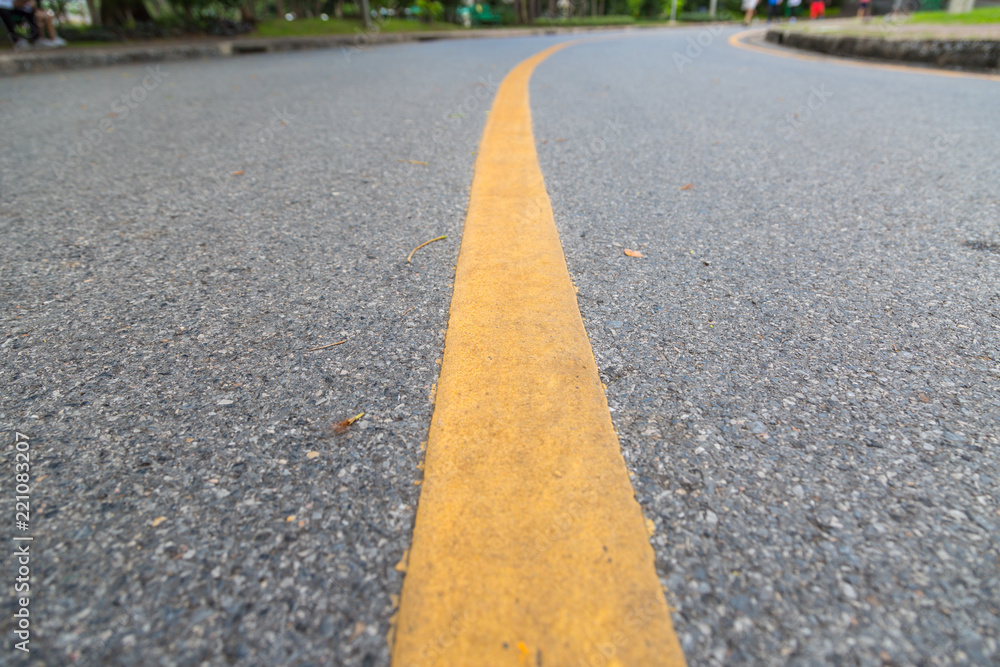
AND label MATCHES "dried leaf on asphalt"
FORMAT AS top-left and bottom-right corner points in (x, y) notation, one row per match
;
(334, 411), (365, 435)
(406, 235), (447, 263)
(151, 516), (167, 527)
(232, 170), (245, 176)
(679, 183), (693, 190)
(624, 249), (643, 258)
(306, 451), (320, 459)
